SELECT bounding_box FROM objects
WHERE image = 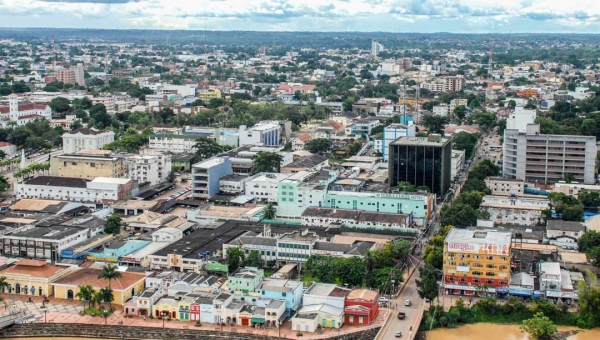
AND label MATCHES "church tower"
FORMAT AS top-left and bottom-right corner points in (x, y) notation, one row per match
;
(8, 93), (18, 121)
